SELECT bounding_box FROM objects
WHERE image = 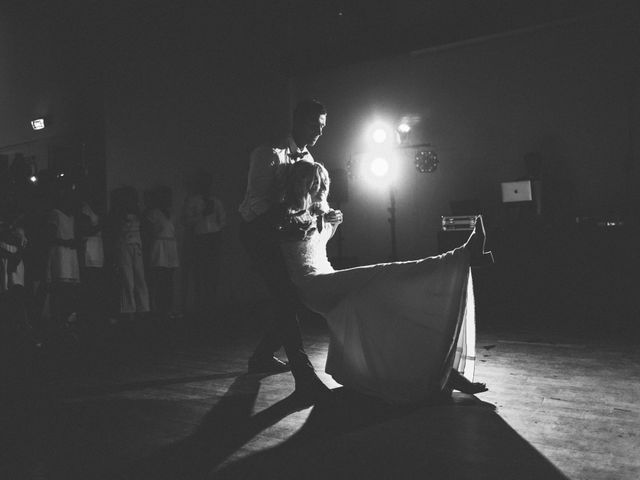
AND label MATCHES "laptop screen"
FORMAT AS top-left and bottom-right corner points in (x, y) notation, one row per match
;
(501, 180), (533, 203)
